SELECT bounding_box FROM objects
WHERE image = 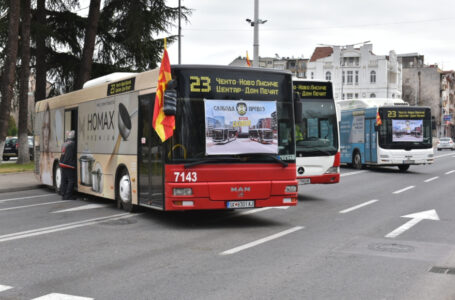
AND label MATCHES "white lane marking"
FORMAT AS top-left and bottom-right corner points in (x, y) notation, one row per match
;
(0, 213), (135, 243)
(32, 293), (93, 300)
(52, 204), (108, 213)
(239, 206), (289, 216)
(445, 170), (455, 175)
(220, 226), (303, 255)
(340, 170), (366, 177)
(385, 209), (440, 238)
(434, 152), (455, 159)
(393, 186), (415, 194)
(339, 200), (378, 214)
(0, 285), (12, 292)
(424, 176), (439, 183)
(0, 201), (70, 212)
(0, 194), (55, 204)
